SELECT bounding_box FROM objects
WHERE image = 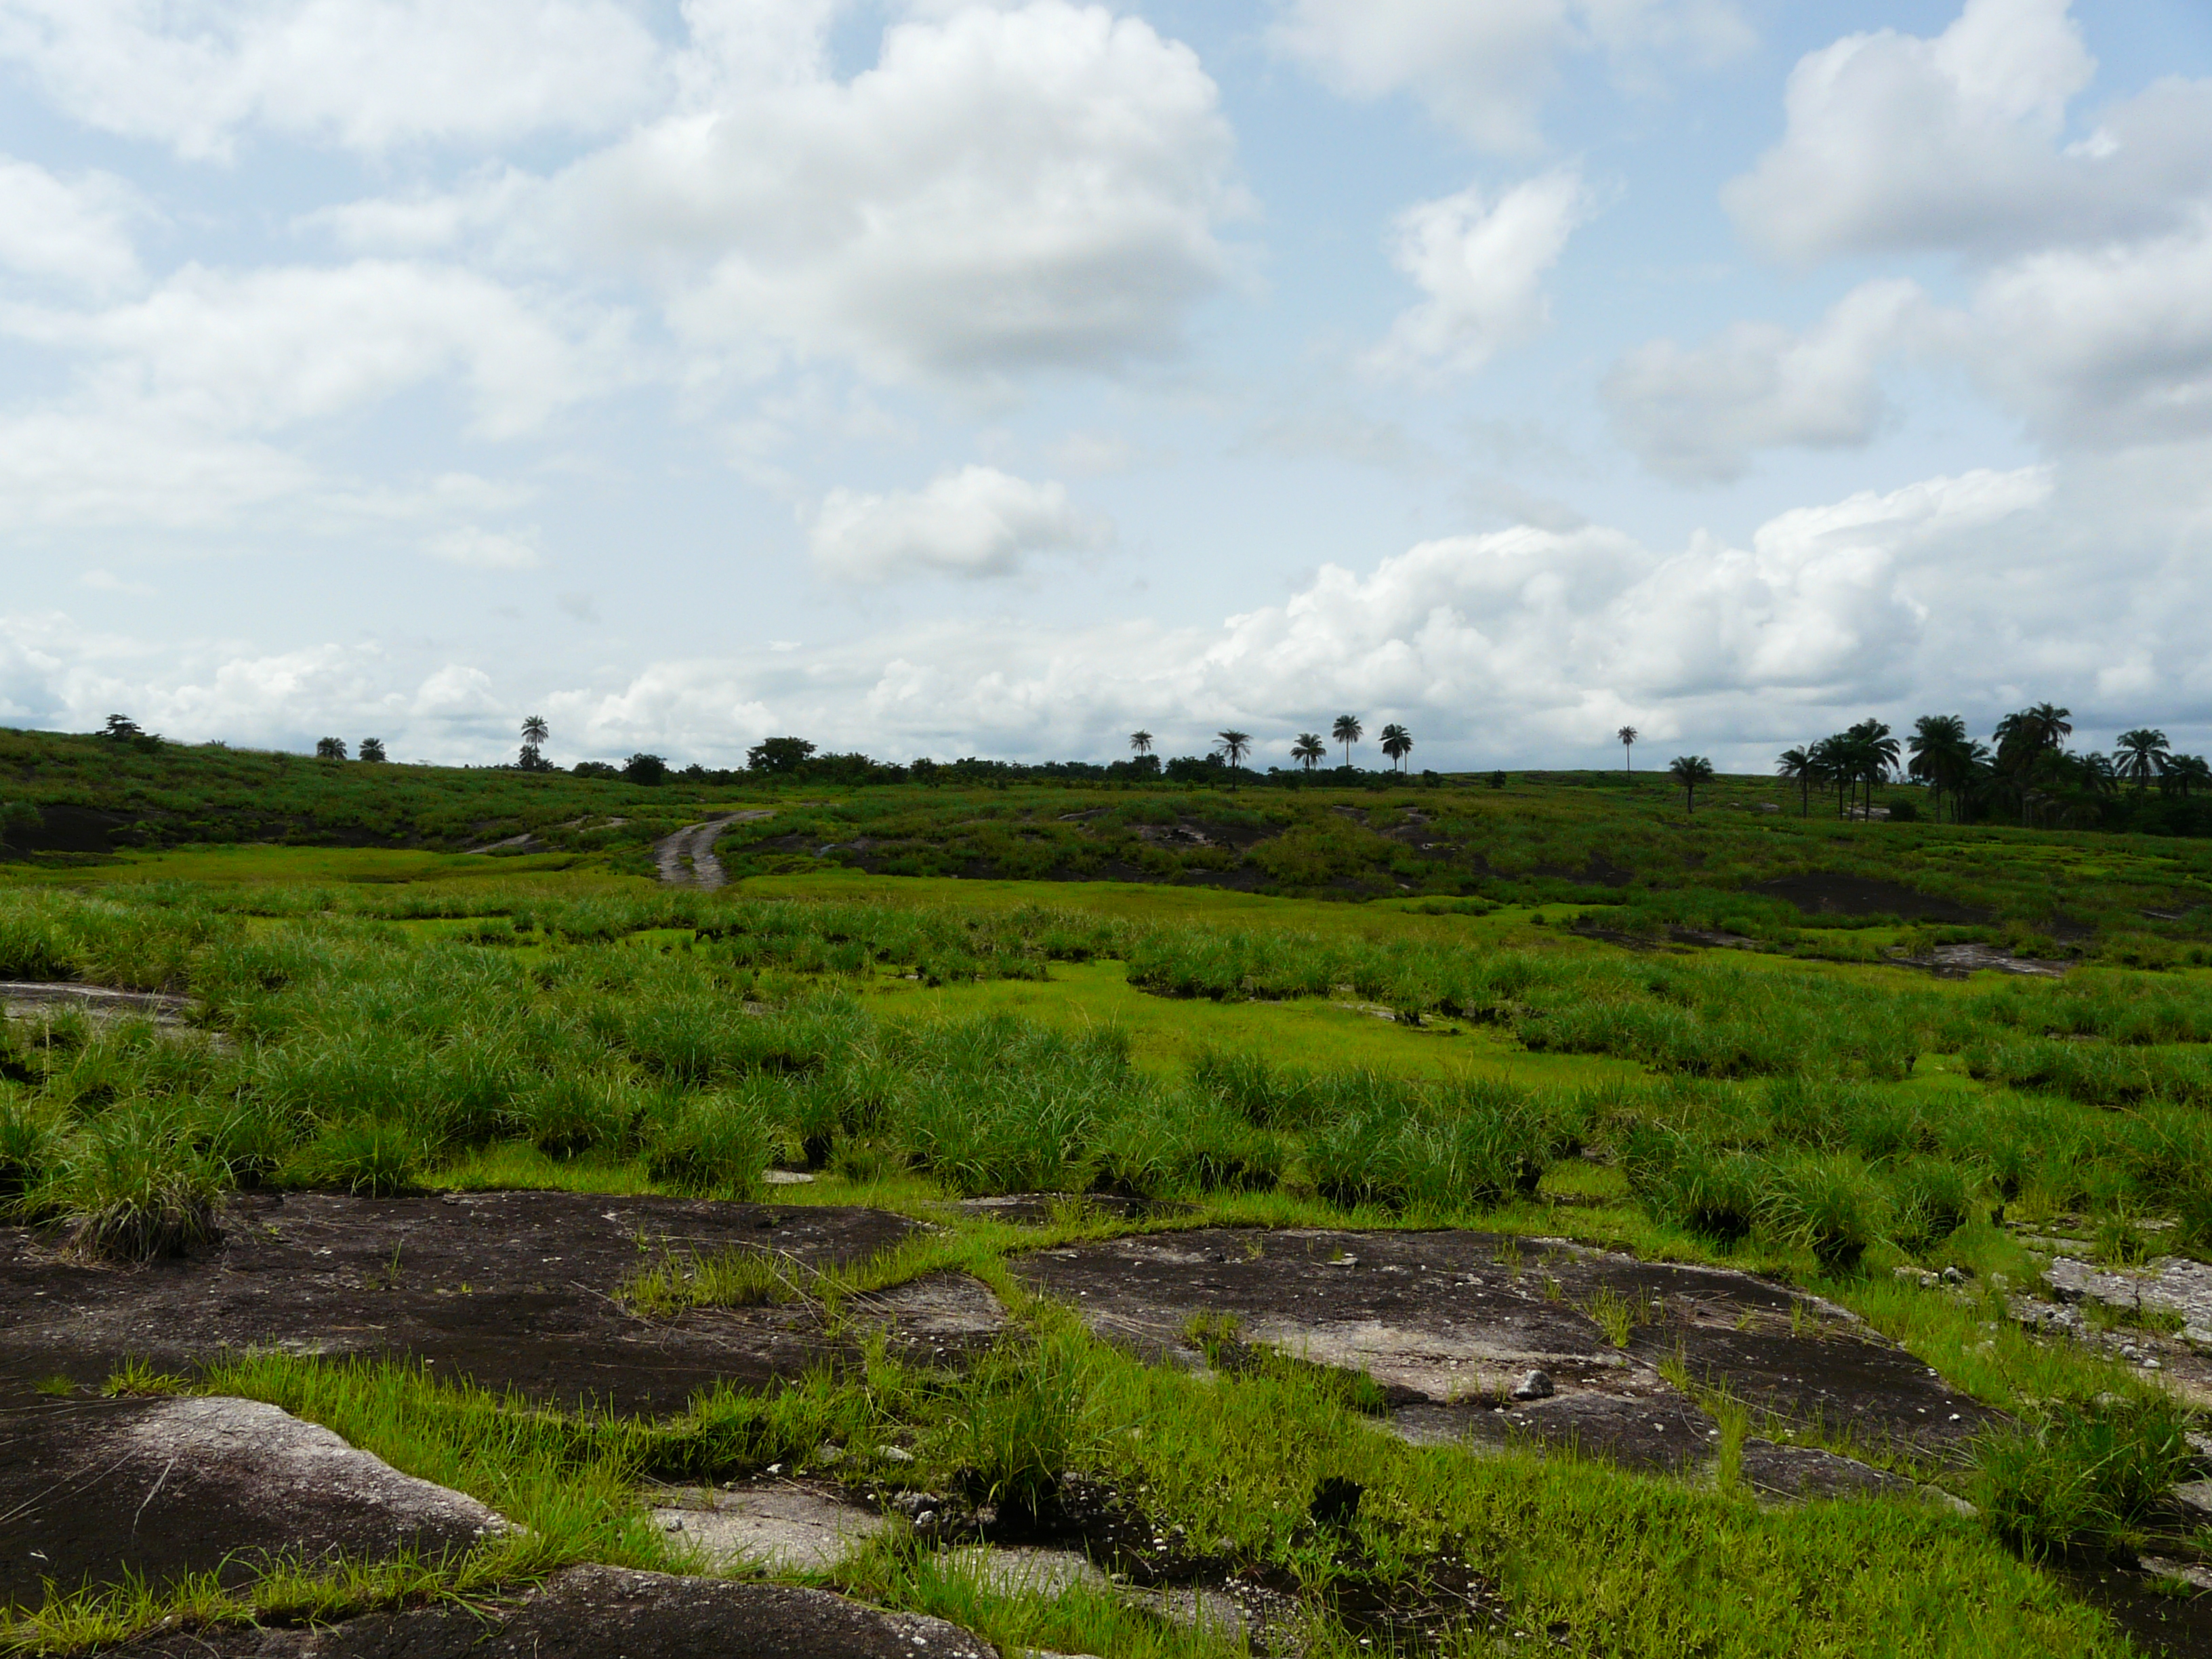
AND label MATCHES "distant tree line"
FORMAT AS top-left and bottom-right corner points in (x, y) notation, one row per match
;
(1778, 705), (2212, 832)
